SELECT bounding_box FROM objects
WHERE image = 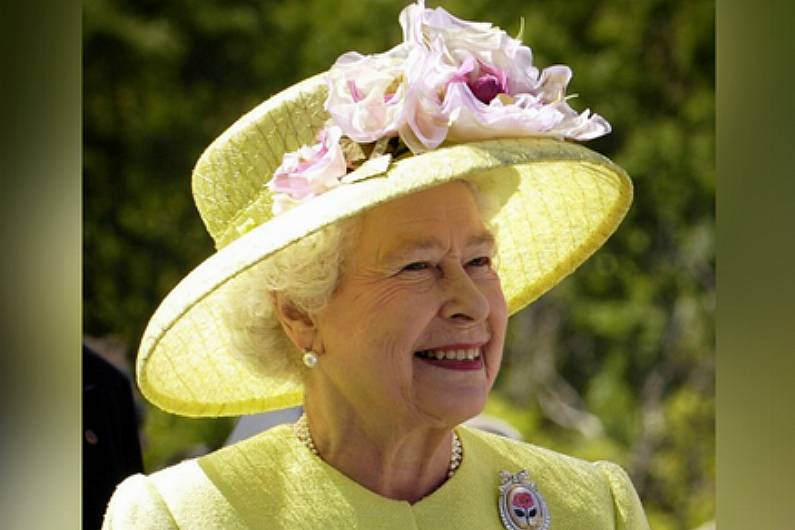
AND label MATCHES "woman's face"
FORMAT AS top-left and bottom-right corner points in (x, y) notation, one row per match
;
(313, 181), (508, 428)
